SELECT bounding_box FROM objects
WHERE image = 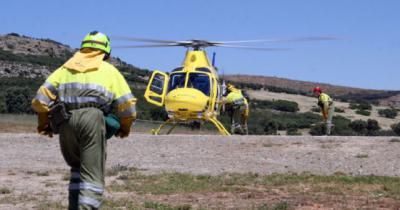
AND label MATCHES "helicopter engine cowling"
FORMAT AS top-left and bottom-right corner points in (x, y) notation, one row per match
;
(165, 88), (209, 120)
